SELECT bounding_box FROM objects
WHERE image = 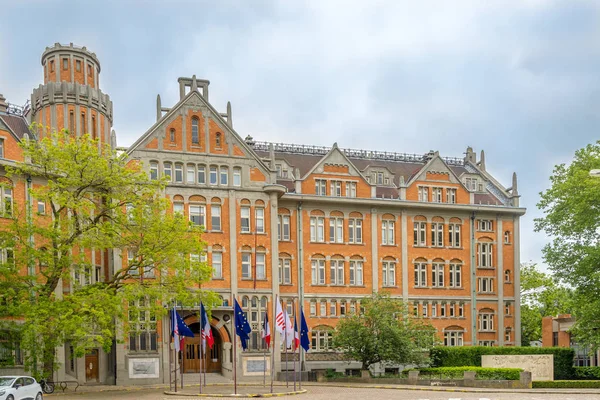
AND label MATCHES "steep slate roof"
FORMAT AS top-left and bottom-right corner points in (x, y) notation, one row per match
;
(0, 113), (29, 140)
